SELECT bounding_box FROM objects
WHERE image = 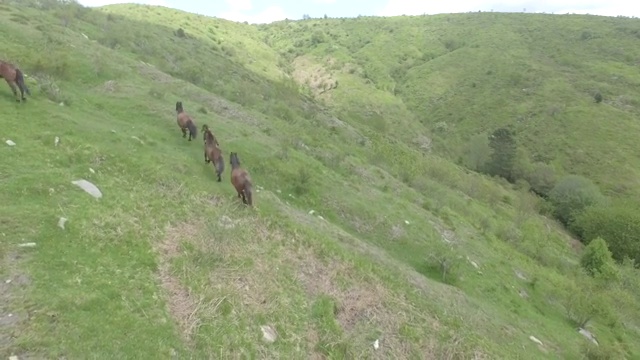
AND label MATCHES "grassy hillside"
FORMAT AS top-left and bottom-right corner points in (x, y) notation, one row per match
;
(1, 1), (639, 359)
(260, 13), (640, 201)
